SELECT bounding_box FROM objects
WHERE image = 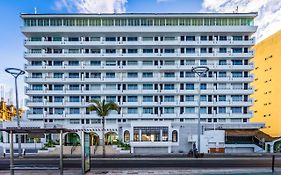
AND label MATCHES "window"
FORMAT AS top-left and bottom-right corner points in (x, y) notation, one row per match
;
(231, 107), (242, 113)
(231, 95), (242, 101)
(232, 72), (243, 78)
(69, 108), (80, 114)
(105, 49), (116, 54)
(106, 96), (116, 102)
(200, 95), (207, 101)
(186, 83), (194, 90)
(69, 96), (79, 102)
(54, 85), (63, 91)
(219, 60), (227, 65)
(143, 84), (153, 90)
(33, 96), (43, 102)
(218, 72), (227, 77)
(54, 73), (63, 78)
(143, 107), (153, 114)
(219, 48), (227, 53)
(54, 96), (63, 102)
(143, 96), (153, 102)
(164, 84), (174, 90)
(143, 49), (153, 53)
(164, 72), (175, 78)
(142, 72), (153, 78)
(32, 73), (42, 78)
(164, 107), (174, 114)
(128, 107), (138, 114)
(90, 61), (101, 66)
(164, 60), (175, 65)
(69, 84), (79, 90)
(106, 72), (115, 78)
(219, 95), (226, 101)
(232, 60), (243, 65)
(106, 60), (116, 66)
(128, 72), (138, 78)
(232, 48), (243, 53)
(32, 84), (42, 91)
(200, 83), (207, 90)
(200, 60), (207, 65)
(186, 95), (194, 101)
(143, 60), (153, 65)
(127, 61), (138, 65)
(91, 96), (101, 101)
(172, 130), (178, 142)
(54, 108), (64, 115)
(31, 61), (42, 66)
(33, 108), (43, 114)
(69, 73), (79, 78)
(128, 96), (138, 102)
(128, 37), (138, 41)
(200, 107), (207, 114)
(185, 107), (195, 113)
(233, 36), (243, 41)
(128, 84), (138, 90)
(105, 37), (116, 41)
(164, 96), (174, 102)
(218, 107), (226, 113)
(186, 36), (195, 41)
(186, 48), (195, 53)
(53, 61), (63, 66)
(164, 49), (175, 53)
